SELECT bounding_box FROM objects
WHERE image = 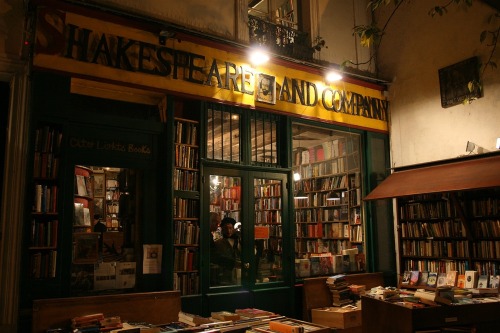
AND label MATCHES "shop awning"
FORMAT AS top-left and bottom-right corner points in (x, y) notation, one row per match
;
(364, 152), (500, 201)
